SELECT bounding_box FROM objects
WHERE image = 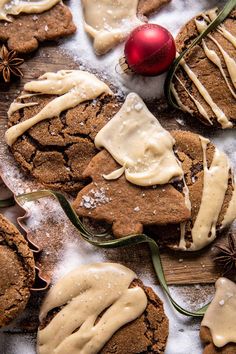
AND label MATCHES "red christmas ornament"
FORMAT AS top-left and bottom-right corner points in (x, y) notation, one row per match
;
(122, 24), (176, 76)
